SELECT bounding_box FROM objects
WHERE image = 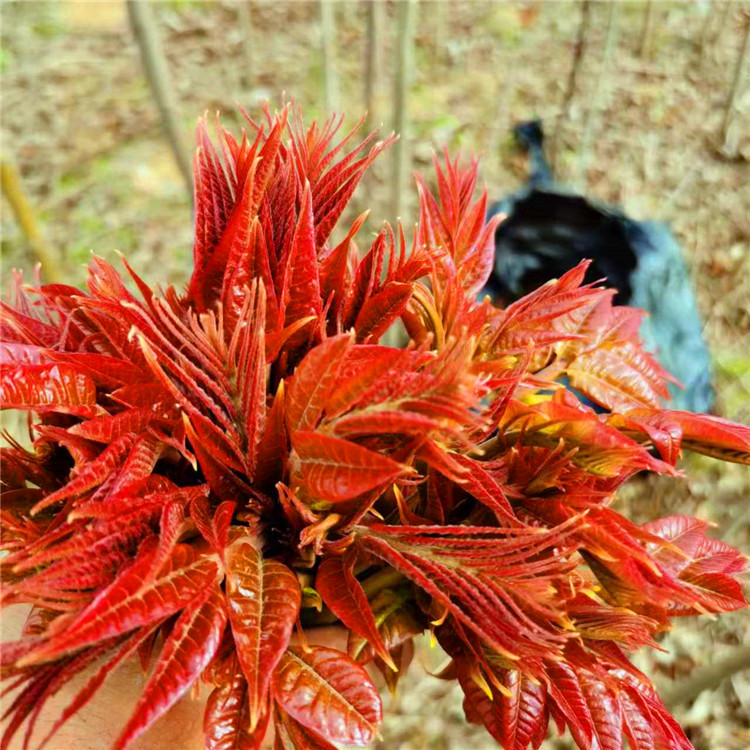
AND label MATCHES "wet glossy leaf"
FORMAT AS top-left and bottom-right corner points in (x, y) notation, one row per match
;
(0, 364), (98, 418)
(113, 589), (227, 749)
(272, 646), (382, 746)
(204, 656), (271, 750)
(292, 430), (407, 502)
(20, 545), (221, 665)
(225, 536), (301, 731)
(286, 334), (352, 432)
(315, 553), (393, 668)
